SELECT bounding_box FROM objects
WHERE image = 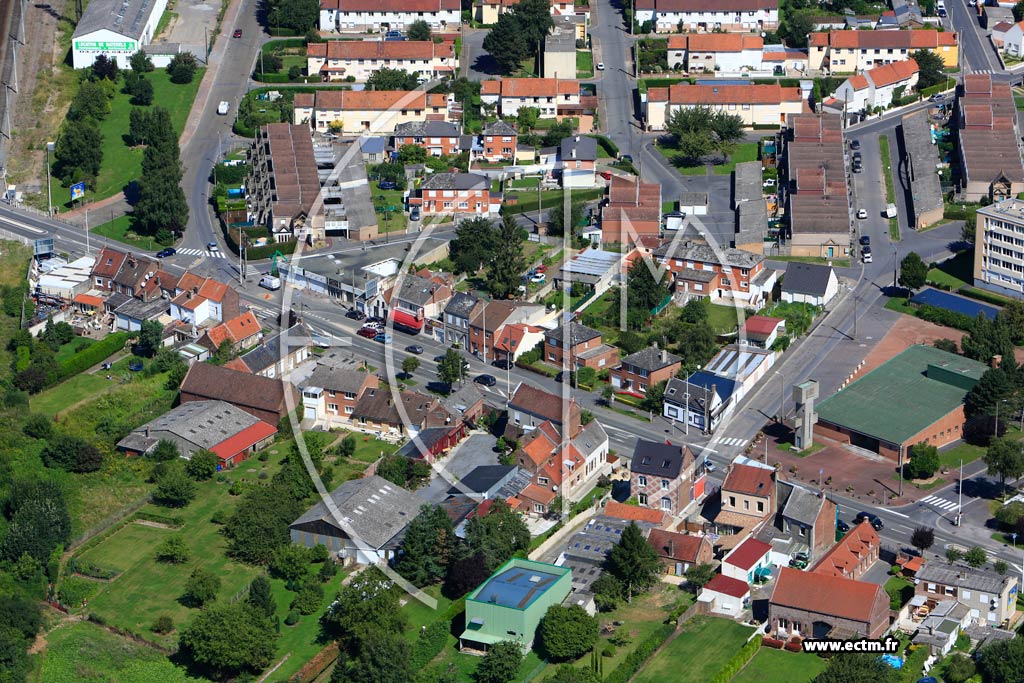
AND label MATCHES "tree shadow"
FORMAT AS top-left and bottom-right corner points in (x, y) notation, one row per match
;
(471, 54), (504, 77)
(123, 180), (140, 206)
